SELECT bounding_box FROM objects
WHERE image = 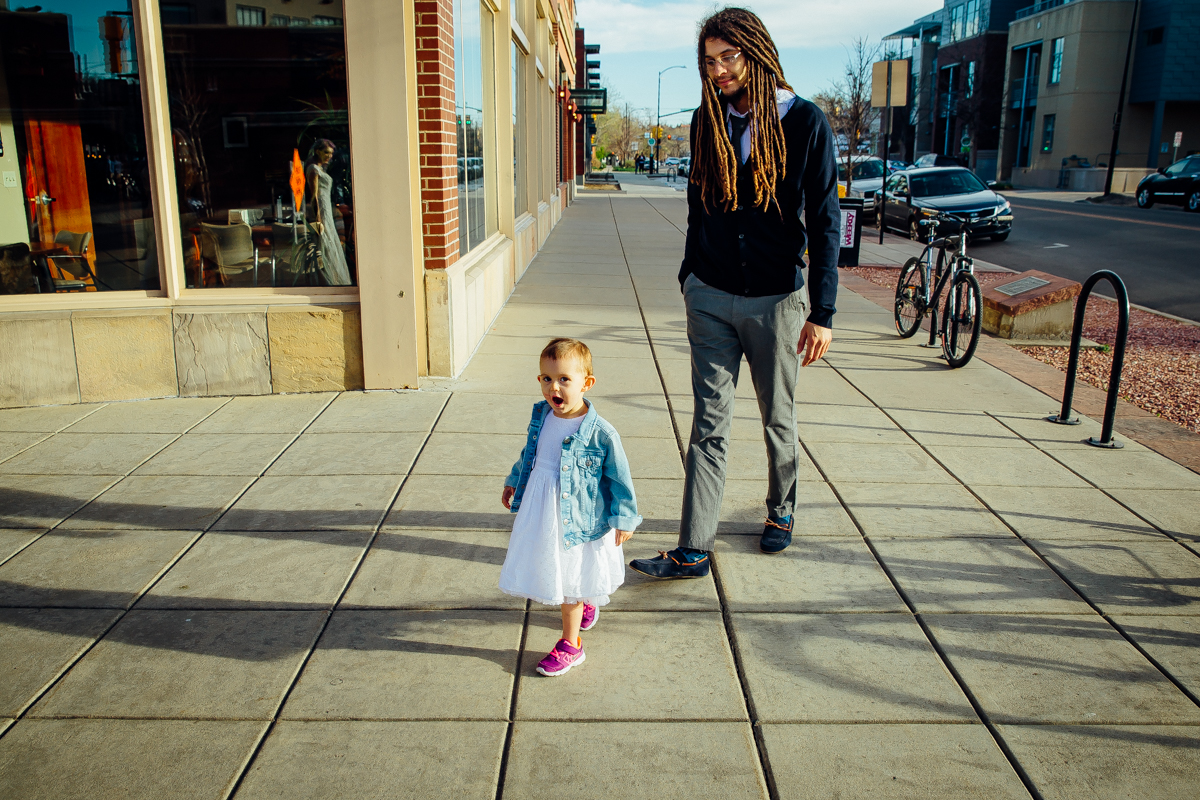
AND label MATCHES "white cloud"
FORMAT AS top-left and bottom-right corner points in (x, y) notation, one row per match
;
(576, 0), (943, 55)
